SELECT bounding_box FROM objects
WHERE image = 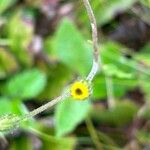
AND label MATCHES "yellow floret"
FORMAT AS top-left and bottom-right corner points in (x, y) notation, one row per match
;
(70, 81), (90, 100)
